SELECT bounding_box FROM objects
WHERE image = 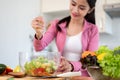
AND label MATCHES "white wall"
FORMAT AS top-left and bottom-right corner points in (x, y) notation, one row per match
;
(0, 0), (41, 68)
(99, 18), (120, 49)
